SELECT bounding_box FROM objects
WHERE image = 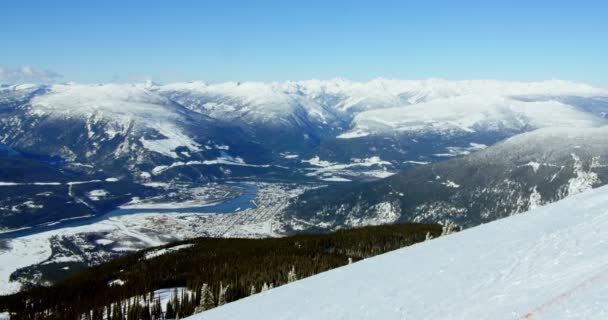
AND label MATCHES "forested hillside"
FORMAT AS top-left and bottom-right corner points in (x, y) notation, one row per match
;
(0, 223), (444, 319)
